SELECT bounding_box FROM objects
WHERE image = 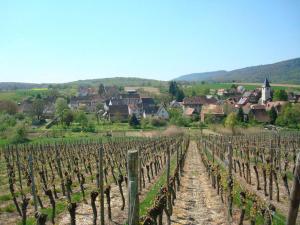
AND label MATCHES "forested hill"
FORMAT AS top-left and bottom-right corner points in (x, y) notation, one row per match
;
(0, 77), (167, 90)
(175, 58), (300, 84)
